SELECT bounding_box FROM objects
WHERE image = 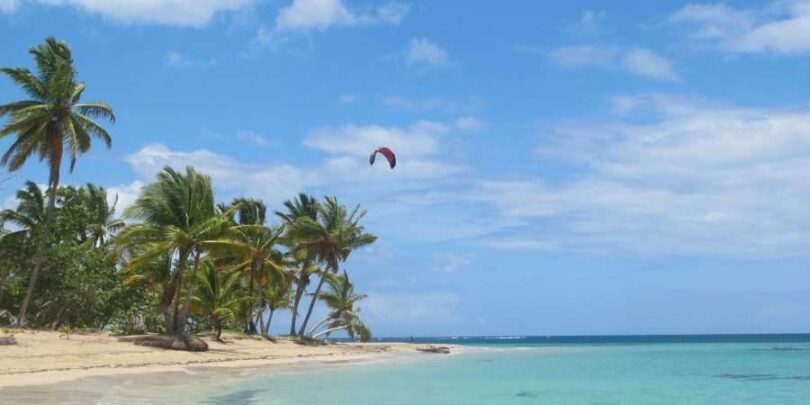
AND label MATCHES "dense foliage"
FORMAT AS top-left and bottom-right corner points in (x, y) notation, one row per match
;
(0, 38), (376, 341)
